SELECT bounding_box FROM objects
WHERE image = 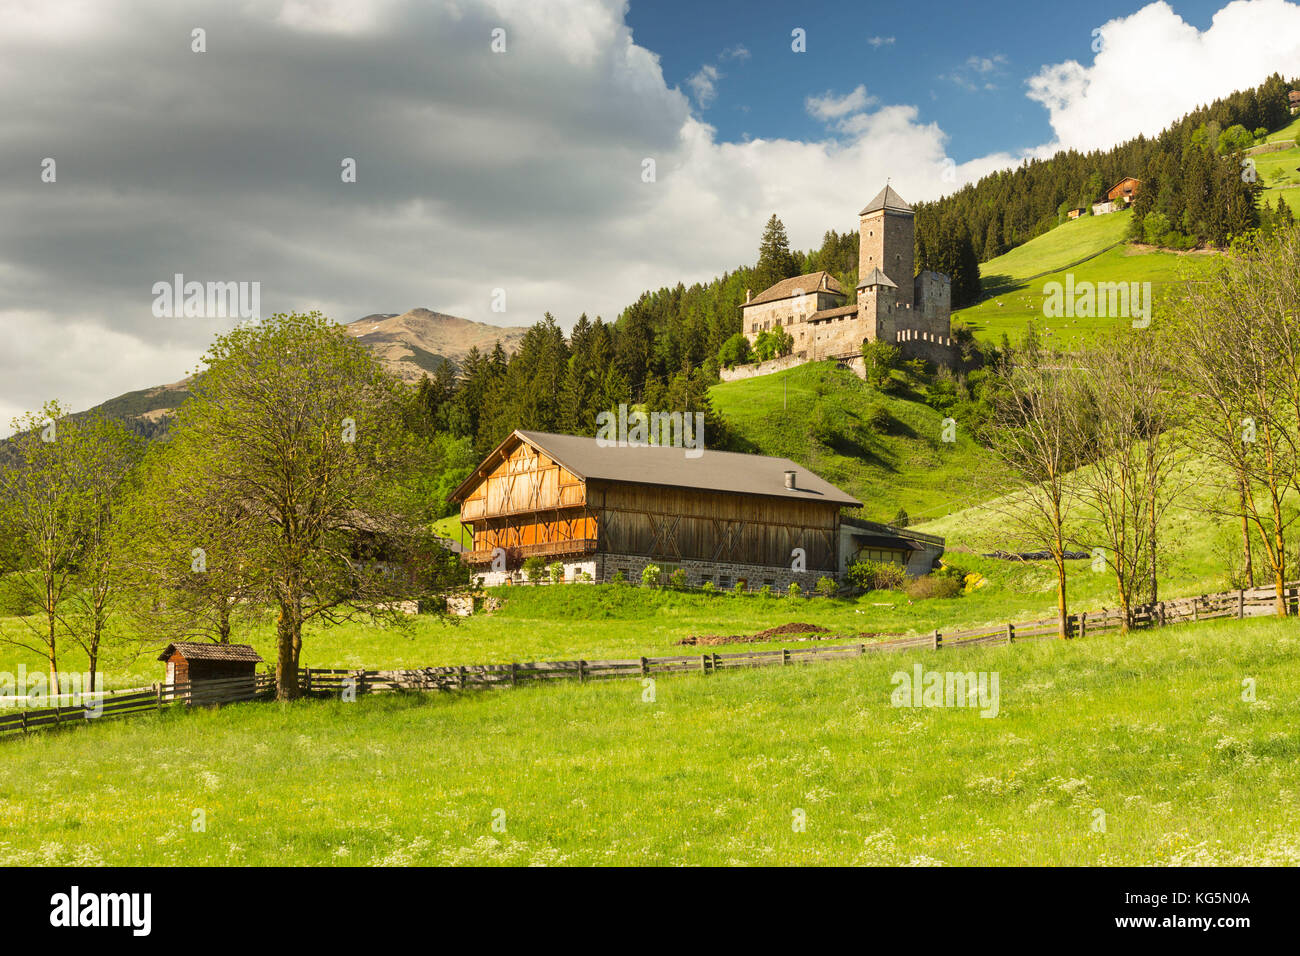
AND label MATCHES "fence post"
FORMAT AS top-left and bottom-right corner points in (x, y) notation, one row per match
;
(304, 668), (312, 696)
(21, 710), (27, 734)
(712, 653), (719, 673)
(699, 655), (708, 675)
(1238, 589), (1245, 620)
(639, 657), (648, 676)
(932, 629), (941, 650)
(155, 682), (161, 710)
(510, 662), (518, 687)
(457, 666), (465, 690)
(781, 648), (790, 666)
(578, 660), (586, 683)
(1005, 623), (1014, 645)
